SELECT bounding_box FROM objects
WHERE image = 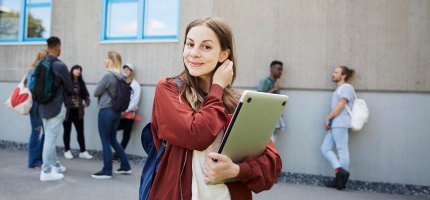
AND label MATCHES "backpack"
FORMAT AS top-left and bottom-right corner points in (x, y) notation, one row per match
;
(139, 77), (181, 200)
(108, 72), (132, 112)
(29, 58), (58, 104)
(139, 123), (166, 200)
(339, 85), (369, 131)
